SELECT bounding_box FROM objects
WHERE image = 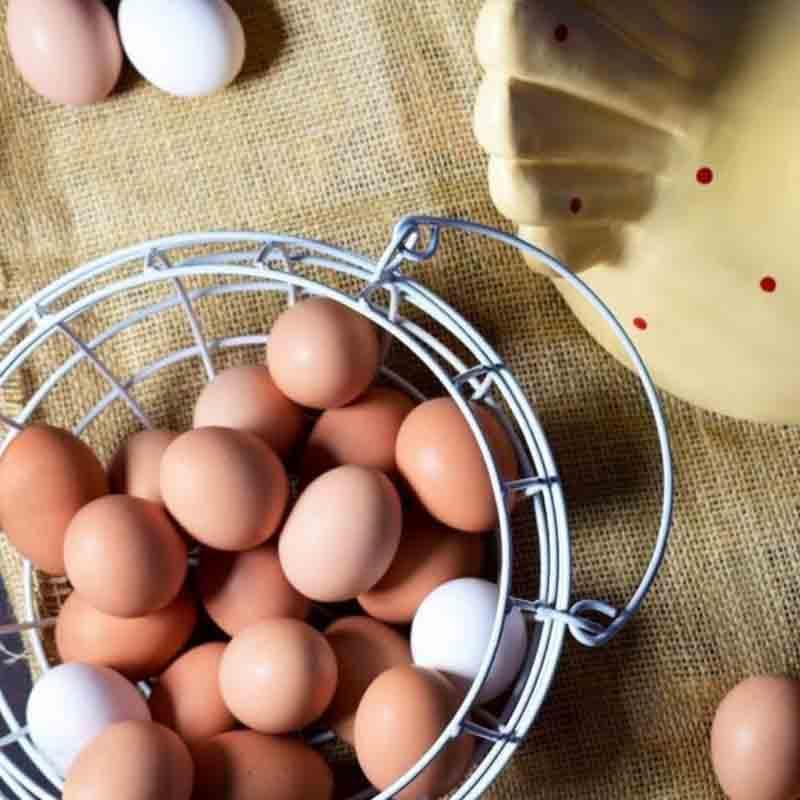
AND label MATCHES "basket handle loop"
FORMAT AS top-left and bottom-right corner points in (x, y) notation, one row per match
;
(381, 214), (674, 649)
(371, 219), (440, 283)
